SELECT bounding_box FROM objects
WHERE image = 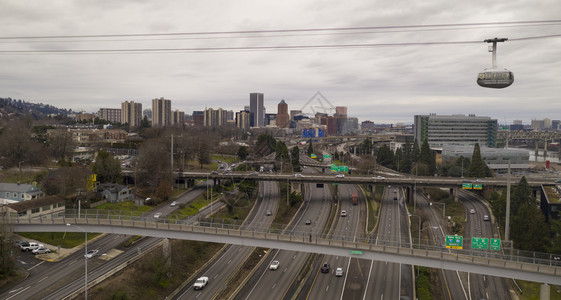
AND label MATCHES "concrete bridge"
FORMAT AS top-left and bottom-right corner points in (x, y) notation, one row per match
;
(9, 215), (561, 287)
